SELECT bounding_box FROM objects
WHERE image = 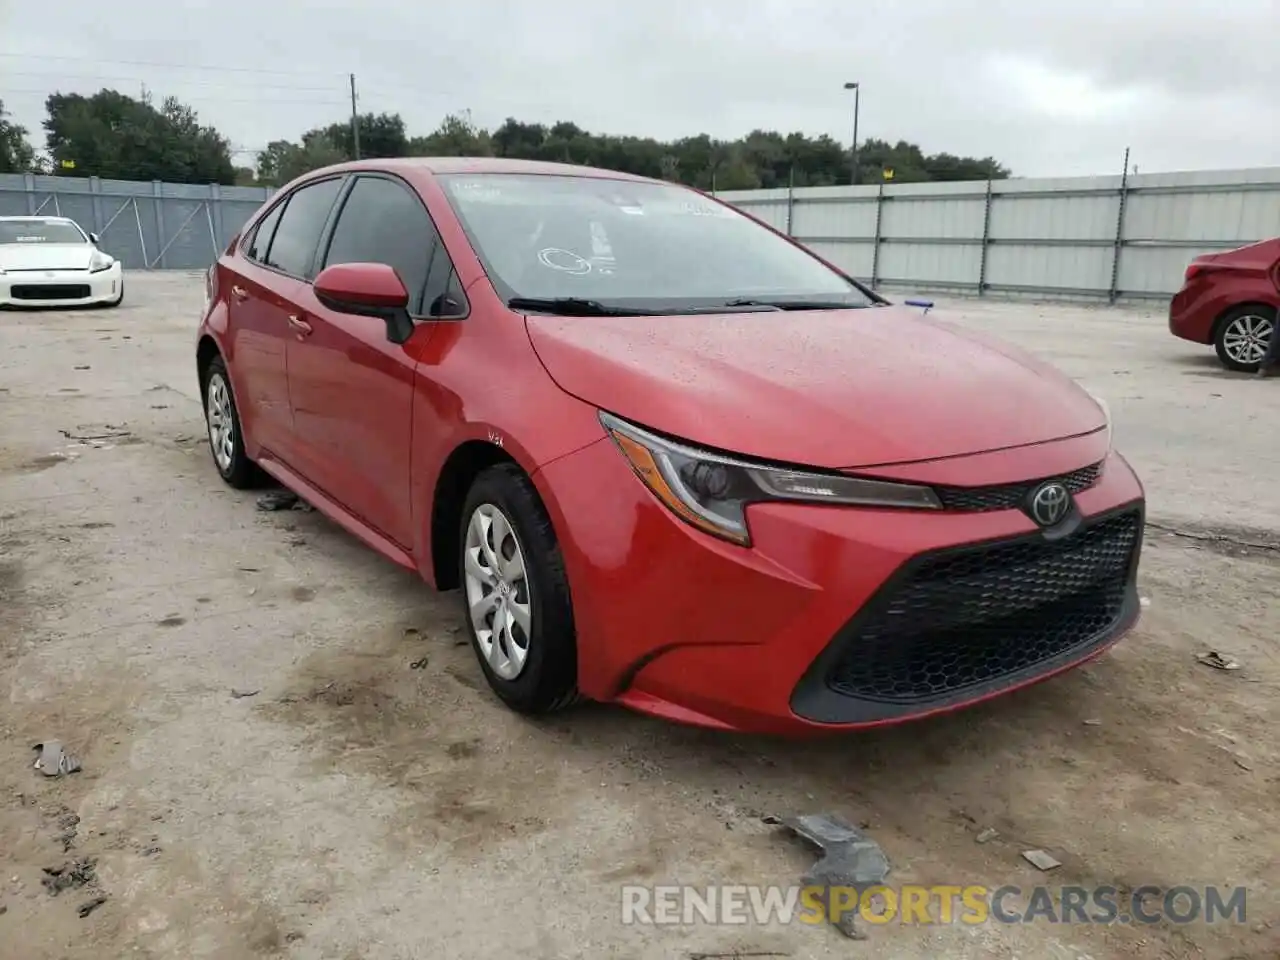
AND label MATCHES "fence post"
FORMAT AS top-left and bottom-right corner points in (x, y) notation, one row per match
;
(151, 180), (166, 269)
(785, 166), (795, 236)
(89, 177), (105, 238)
(22, 173), (36, 213)
(870, 182), (885, 289)
(208, 183), (225, 255)
(1108, 147), (1131, 304)
(977, 178), (994, 295)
